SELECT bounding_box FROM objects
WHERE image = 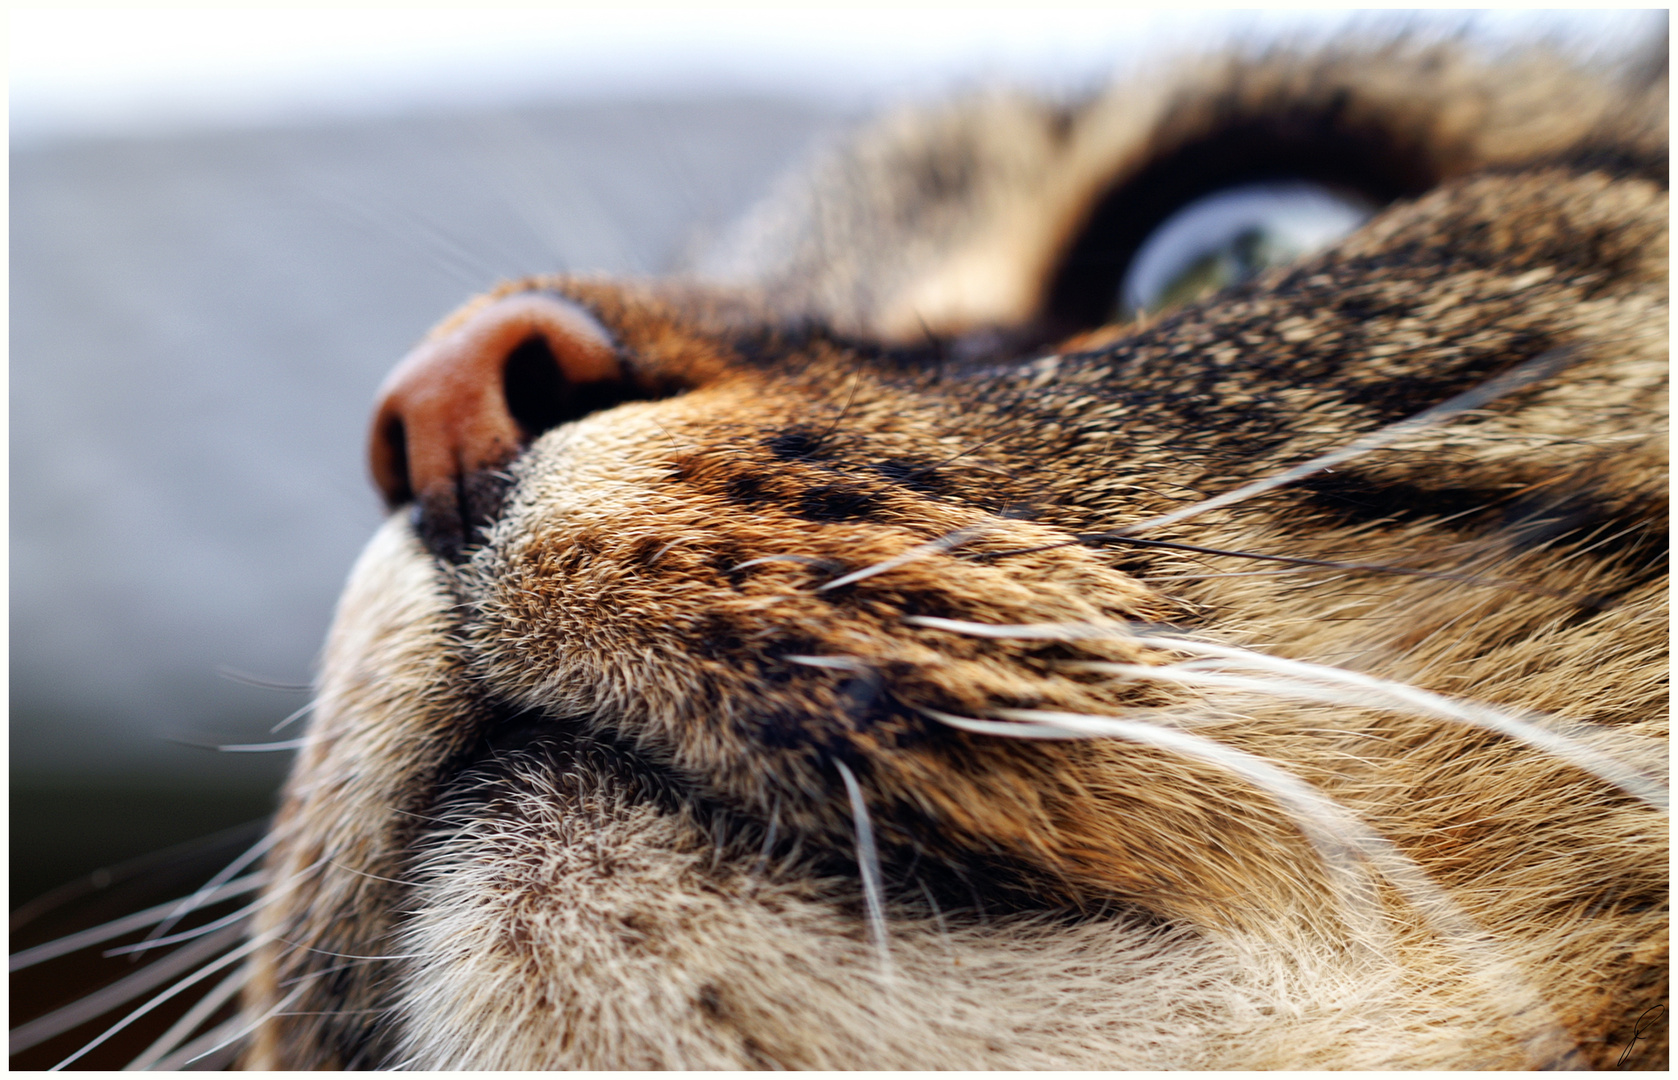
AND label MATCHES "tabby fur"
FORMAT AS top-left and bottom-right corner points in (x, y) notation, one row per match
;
(245, 36), (1668, 1069)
